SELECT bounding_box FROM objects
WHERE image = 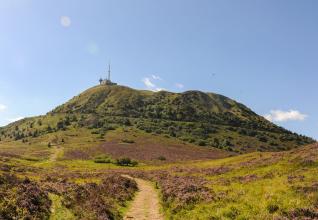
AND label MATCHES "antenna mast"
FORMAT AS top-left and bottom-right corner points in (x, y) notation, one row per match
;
(108, 62), (111, 81)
